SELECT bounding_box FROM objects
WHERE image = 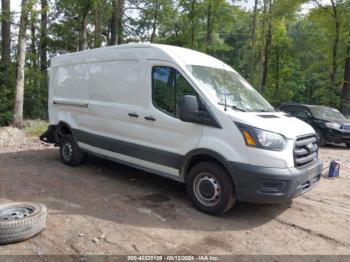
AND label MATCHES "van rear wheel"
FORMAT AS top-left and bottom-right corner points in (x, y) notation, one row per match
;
(186, 161), (236, 215)
(59, 134), (85, 166)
